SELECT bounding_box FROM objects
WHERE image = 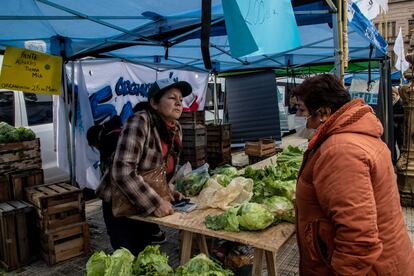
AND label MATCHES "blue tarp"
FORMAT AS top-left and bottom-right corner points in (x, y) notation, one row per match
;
(0, 0), (387, 72)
